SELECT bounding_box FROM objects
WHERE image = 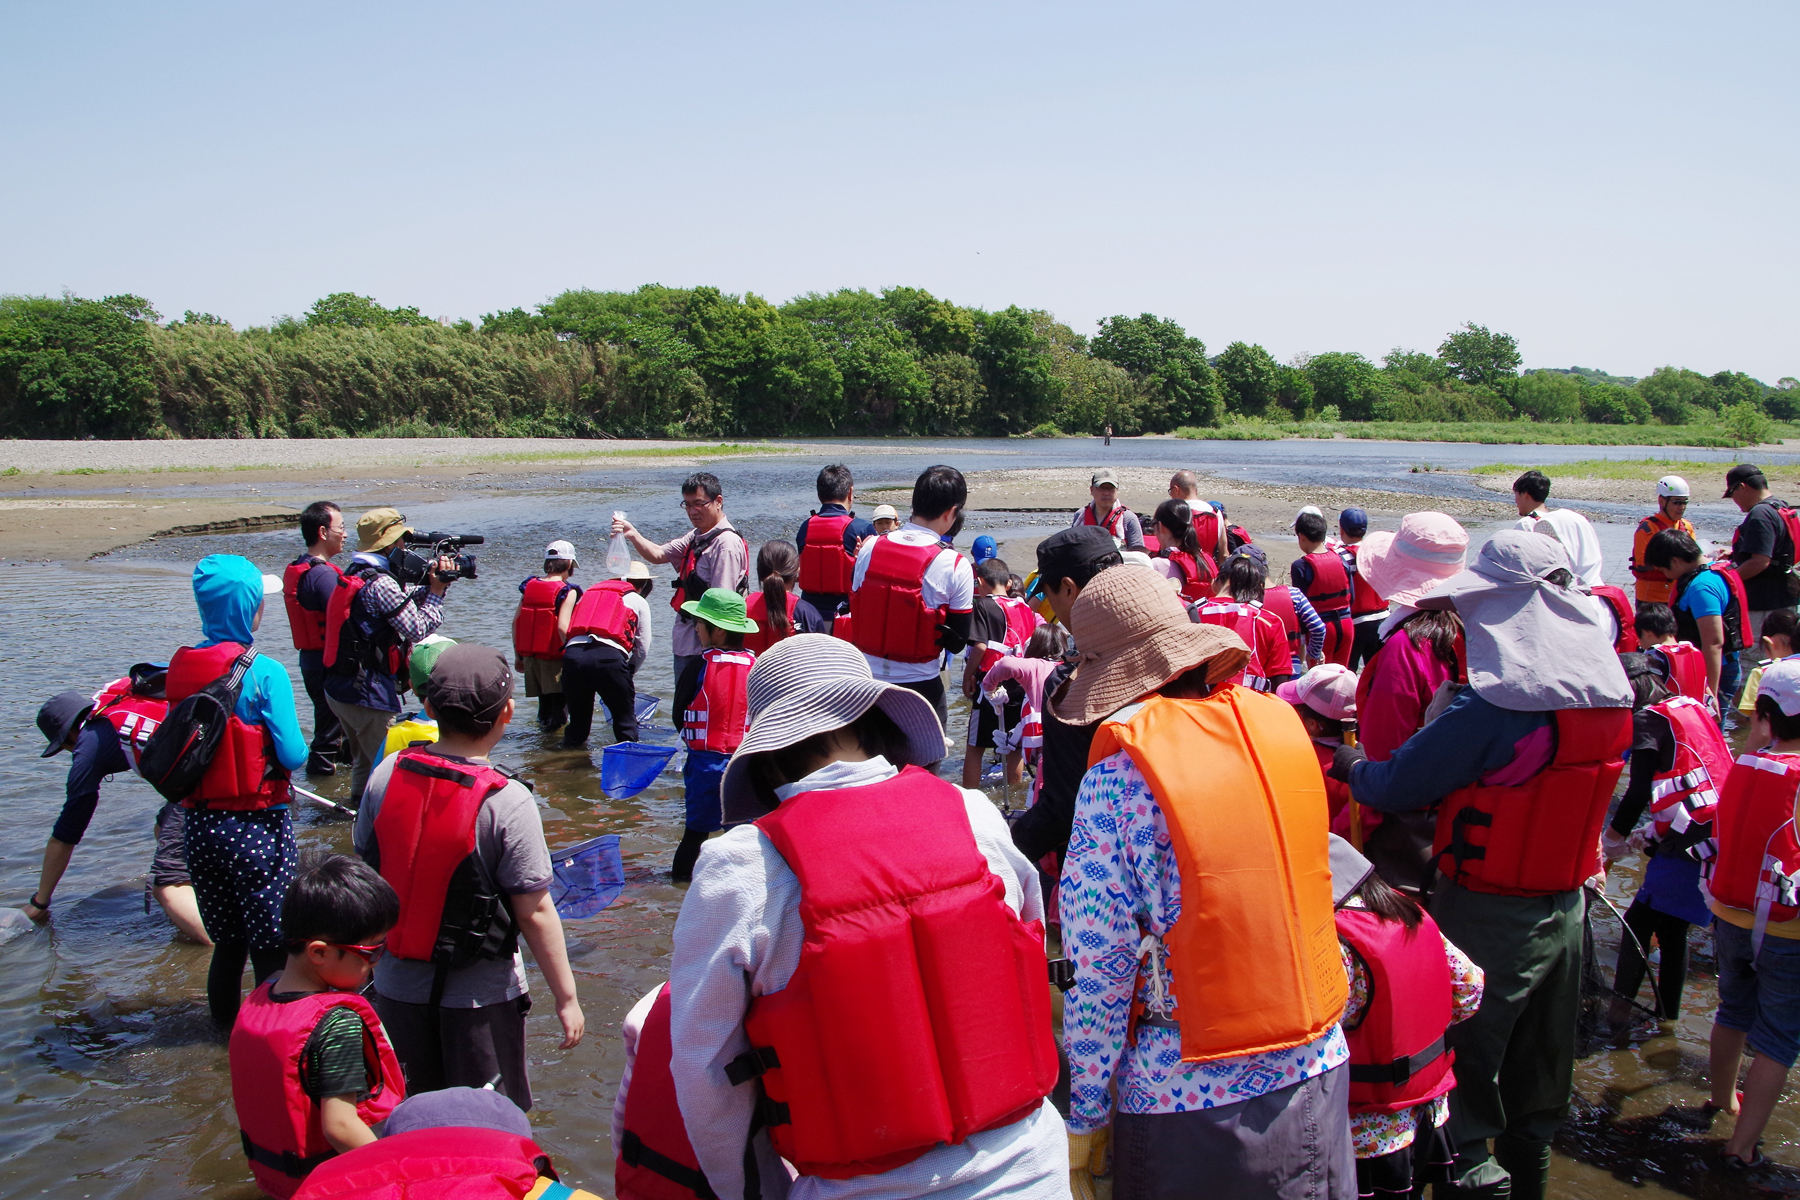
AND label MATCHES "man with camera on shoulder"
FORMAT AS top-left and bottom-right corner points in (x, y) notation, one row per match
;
(324, 507), (465, 804)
